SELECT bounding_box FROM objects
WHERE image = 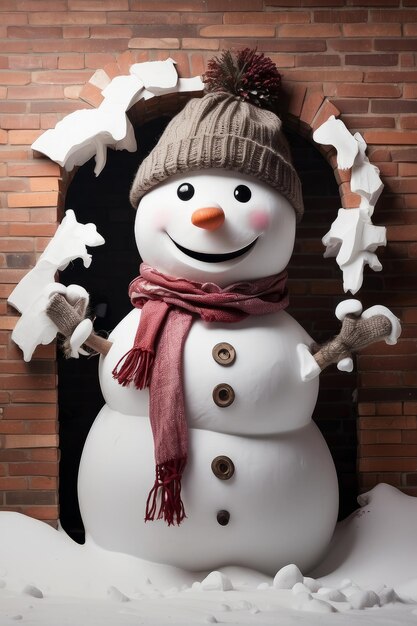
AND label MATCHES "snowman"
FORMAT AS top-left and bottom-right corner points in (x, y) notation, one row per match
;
(46, 50), (397, 576)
